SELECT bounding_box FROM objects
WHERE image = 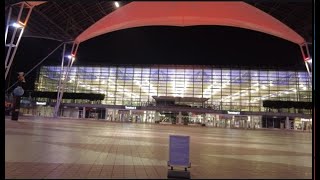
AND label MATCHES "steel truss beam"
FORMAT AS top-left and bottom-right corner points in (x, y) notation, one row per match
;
(5, 2), (35, 80)
(53, 42), (79, 118)
(300, 43), (312, 79)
